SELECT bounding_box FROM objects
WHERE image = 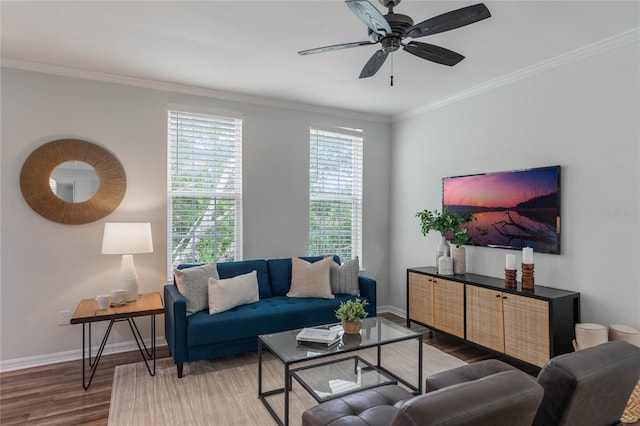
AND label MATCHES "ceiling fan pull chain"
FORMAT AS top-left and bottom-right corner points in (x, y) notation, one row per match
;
(390, 54), (394, 86)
